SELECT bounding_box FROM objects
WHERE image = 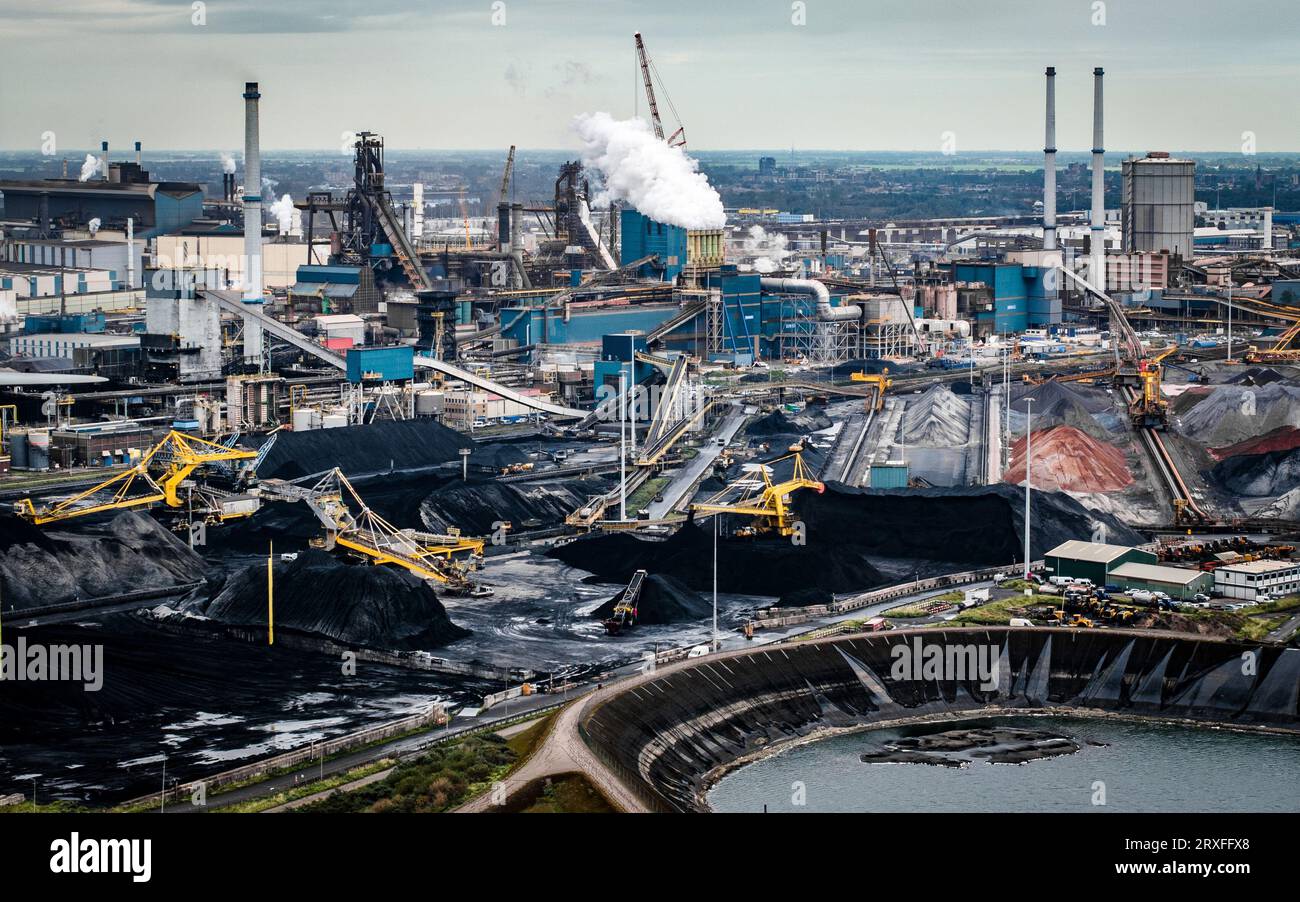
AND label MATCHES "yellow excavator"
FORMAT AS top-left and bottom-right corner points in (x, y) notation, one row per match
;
(15, 430), (258, 526)
(691, 451), (824, 537)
